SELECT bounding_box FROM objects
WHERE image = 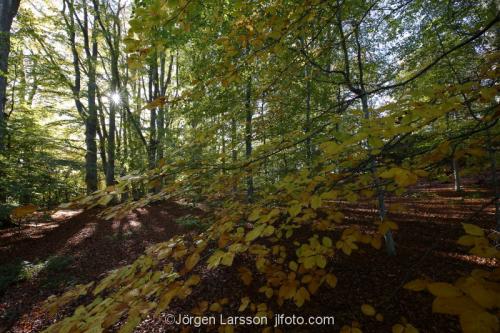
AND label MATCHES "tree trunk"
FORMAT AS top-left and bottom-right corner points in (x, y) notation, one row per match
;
(63, 0), (98, 194)
(305, 65), (312, 166)
(86, 10), (99, 193)
(0, 0), (21, 150)
(245, 75), (253, 202)
(452, 157), (461, 192)
(148, 61), (157, 169)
